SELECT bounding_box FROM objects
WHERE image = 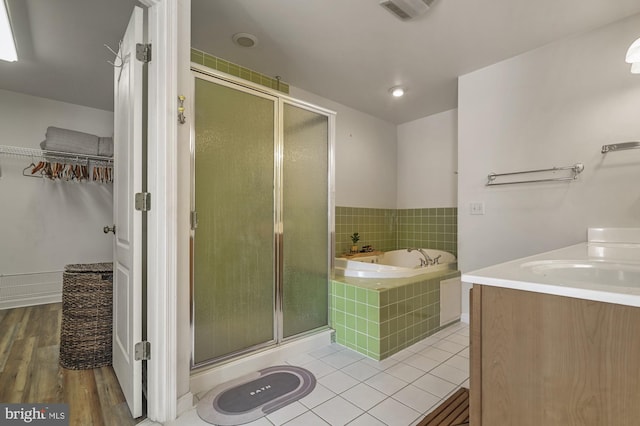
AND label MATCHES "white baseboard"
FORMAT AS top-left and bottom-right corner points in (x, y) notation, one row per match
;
(176, 392), (194, 417)
(189, 329), (332, 397)
(0, 294), (62, 310)
(460, 313), (470, 324)
(136, 418), (162, 426)
(0, 271), (62, 310)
